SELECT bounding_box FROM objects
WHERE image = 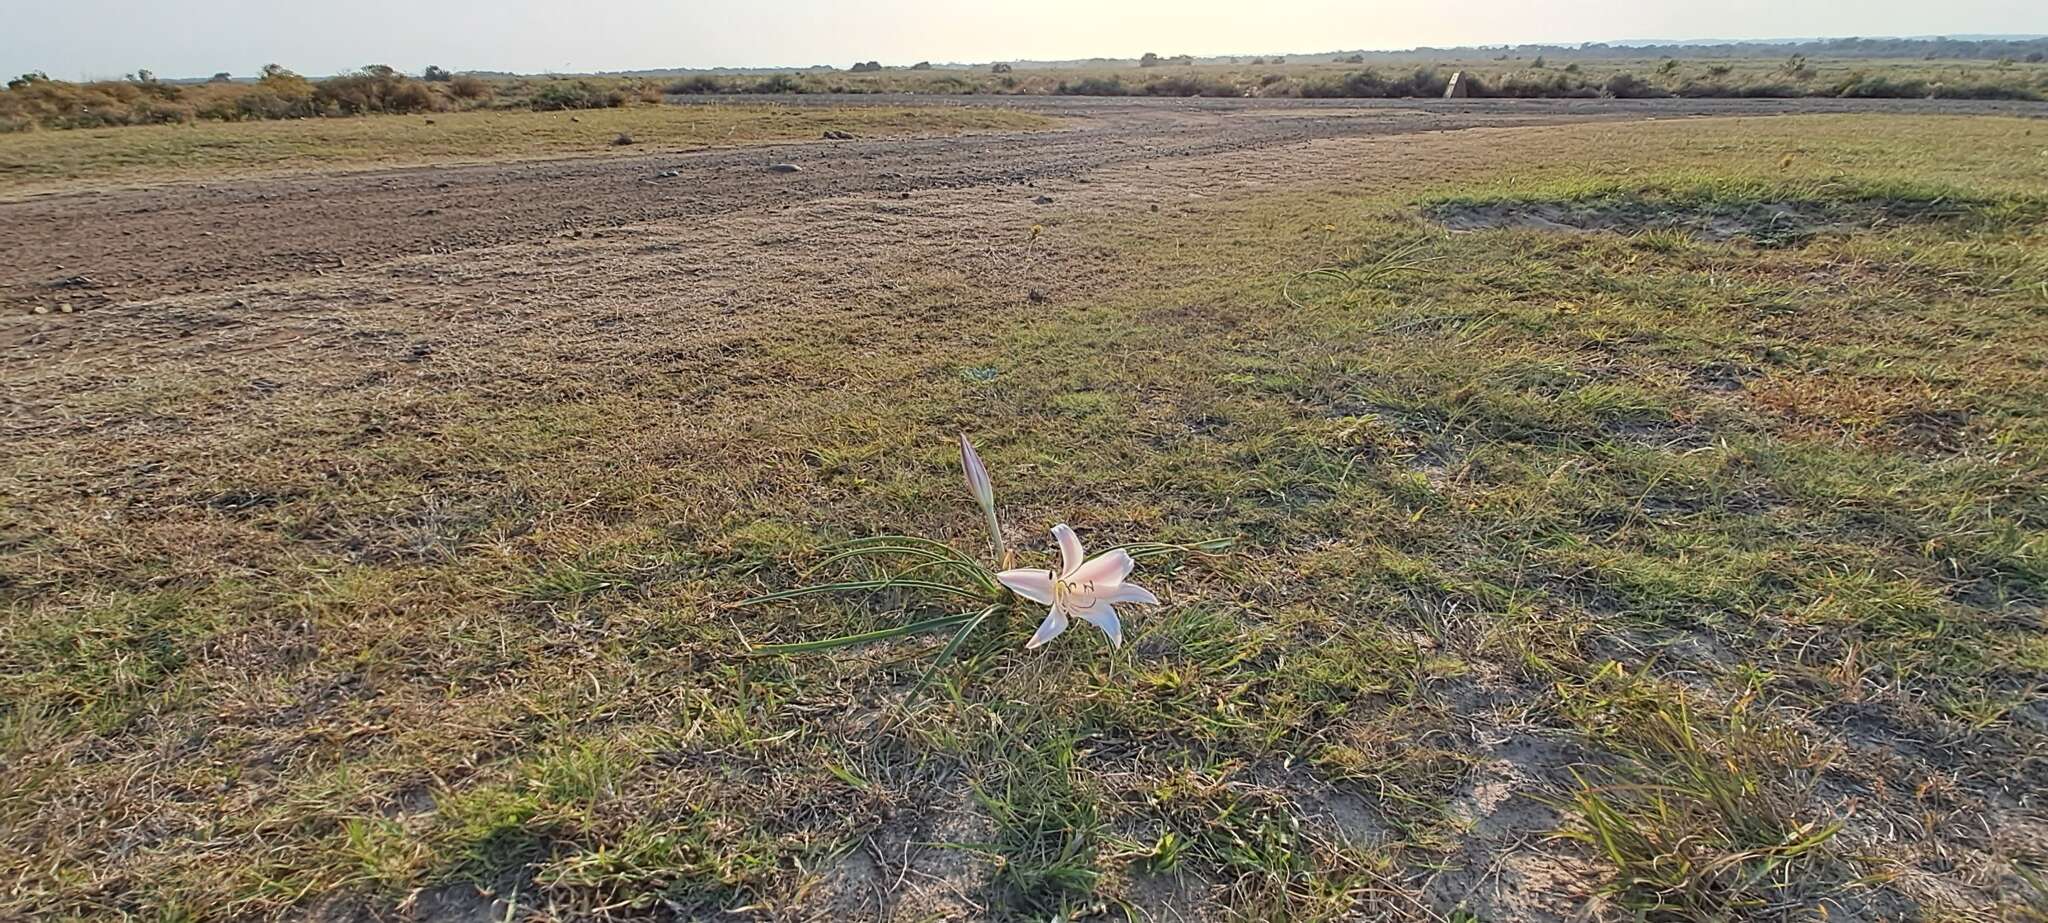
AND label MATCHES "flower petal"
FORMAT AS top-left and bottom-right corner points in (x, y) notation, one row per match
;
(997, 568), (1056, 605)
(1074, 599), (1123, 647)
(1070, 549), (1134, 588)
(1025, 606), (1069, 649)
(959, 434), (994, 509)
(1052, 523), (1085, 575)
(1100, 582), (1158, 606)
